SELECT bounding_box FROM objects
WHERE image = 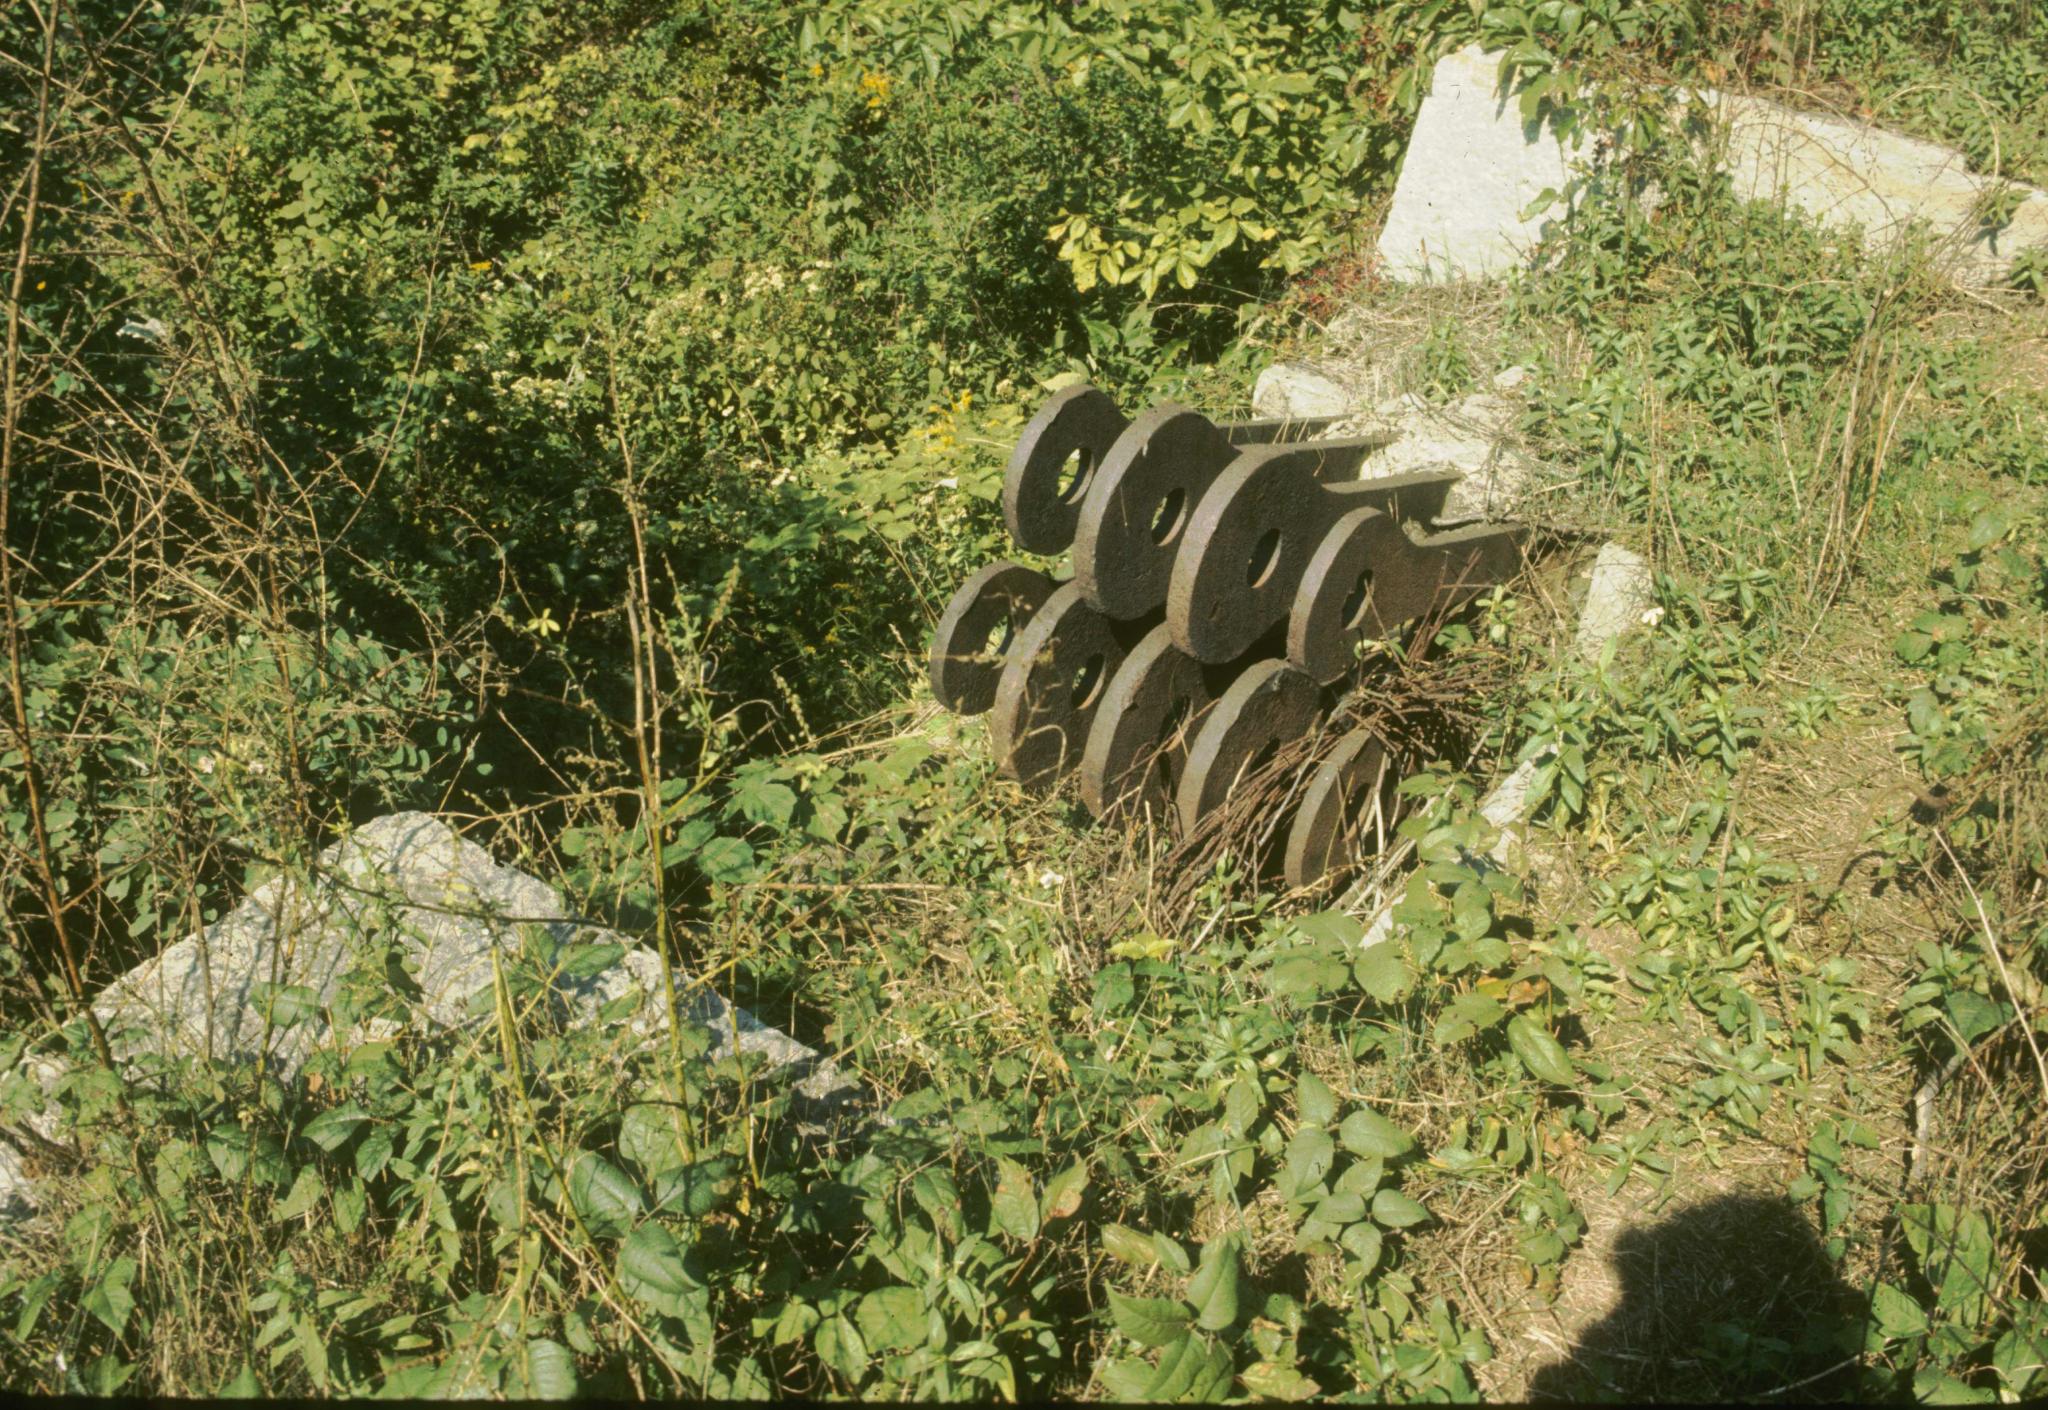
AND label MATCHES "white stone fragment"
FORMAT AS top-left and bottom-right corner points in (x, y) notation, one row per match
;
(1, 813), (852, 1219)
(1573, 542), (1655, 661)
(1376, 45), (1583, 282)
(1252, 361), (1358, 419)
(1377, 45), (2048, 287)
(1353, 389), (1538, 523)
(1714, 92), (2048, 285)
